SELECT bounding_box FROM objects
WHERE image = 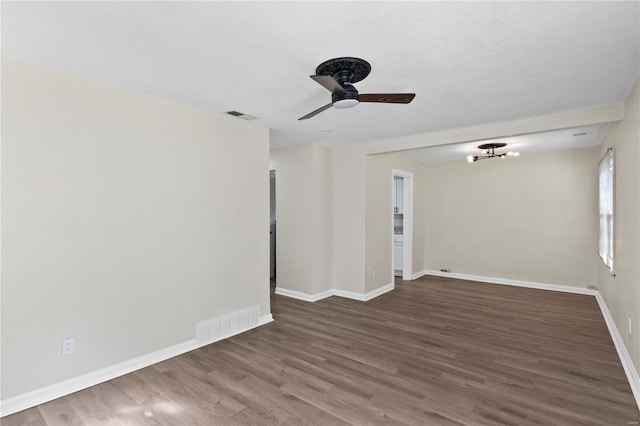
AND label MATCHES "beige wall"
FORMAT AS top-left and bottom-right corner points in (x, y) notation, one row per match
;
(365, 153), (425, 292)
(332, 145), (367, 294)
(269, 101), (626, 326)
(598, 74), (640, 372)
(330, 106), (622, 297)
(270, 145), (313, 293)
(270, 144), (333, 295)
(1, 58), (270, 398)
(311, 145), (334, 294)
(423, 148), (599, 286)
